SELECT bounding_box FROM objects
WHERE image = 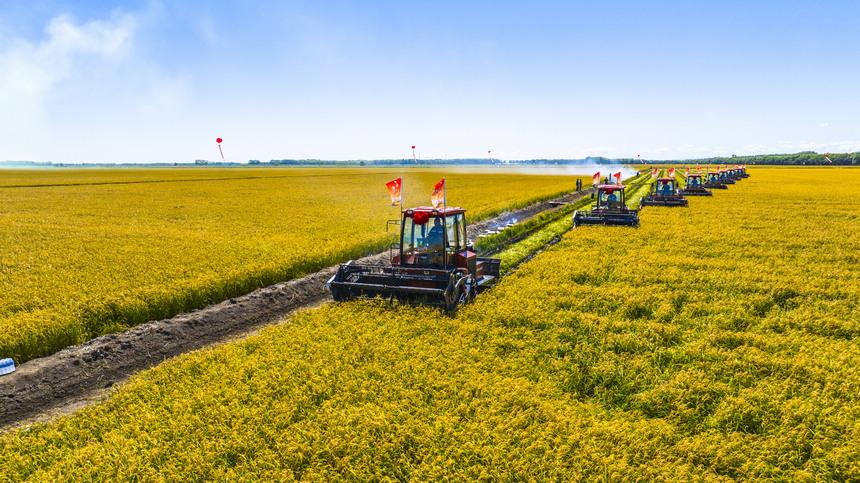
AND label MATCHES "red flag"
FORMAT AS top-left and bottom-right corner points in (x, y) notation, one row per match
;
(592, 171), (600, 185)
(685, 167), (690, 175)
(431, 178), (446, 209)
(613, 172), (622, 183)
(385, 177), (402, 206)
(668, 167), (676, 177)
(651, 167), (659, 178)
